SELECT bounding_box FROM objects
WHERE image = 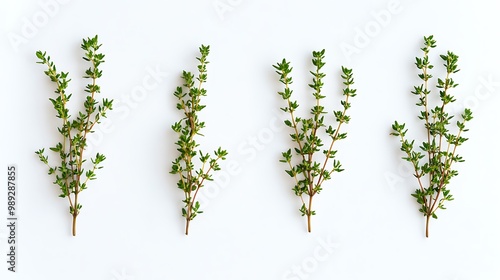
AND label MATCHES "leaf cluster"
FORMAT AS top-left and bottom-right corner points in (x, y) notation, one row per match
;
(170, 45), (228, 234)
